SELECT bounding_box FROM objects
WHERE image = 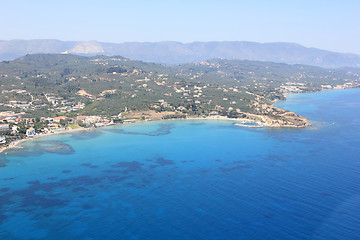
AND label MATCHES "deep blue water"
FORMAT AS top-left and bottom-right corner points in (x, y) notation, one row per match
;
(1, 89), (360, 240)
